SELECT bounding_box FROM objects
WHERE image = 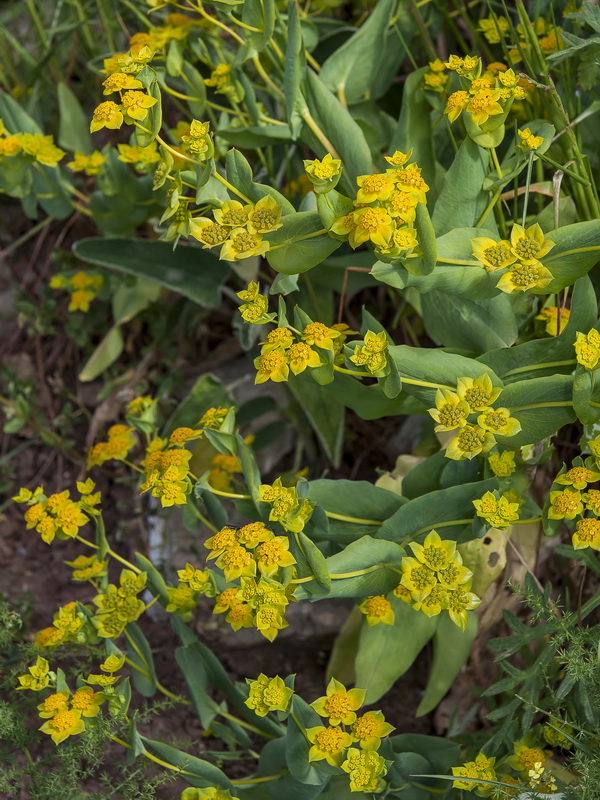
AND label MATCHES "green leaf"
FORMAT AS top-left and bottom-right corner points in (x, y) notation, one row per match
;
(306, 479), (406, 543)
(326, 607), (362, 685)
(284, 0), (308, 138)
(135, 553), (170, 605)
(296, 535), (404, 599)
(319, 0), (398, 104)
(293, 531), (332, 595)
(421, 292), (518, 353)
(498, 374), (576, 446)
(389, 67), (435, 187)
(163, 374), (232, 435)
(175, 647), (221, 729)
(431, 139), (490, 236)
(354, 597), (438, 704)
(125, 622), (158, 698)
(57, 83), (93, 154)
(376, 479), (497, 543)
(112, 278), (161, 324)
(265, 212), (340, 274)
(134, 79), (162, 148)
(478, 276), (596, 379)
(408, 202), (437, 275)
(180, 62), (207, 118)
(303, 69), (373, 188)
(573, 368), (600, 424)
(541, 220), (600, 293)
(322, 372), (424, 421)
(78, 325), (123, 383)
(225, 149), (295, 213)
(286, 697), (325, 785)
(140, 736), (233, 789)
(288, 371), (344, 466)
(372, 258), (498, 302)
(217, 124), (292, 148)
(73, 238), (226, 307)
(416, 612), (478, 716)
